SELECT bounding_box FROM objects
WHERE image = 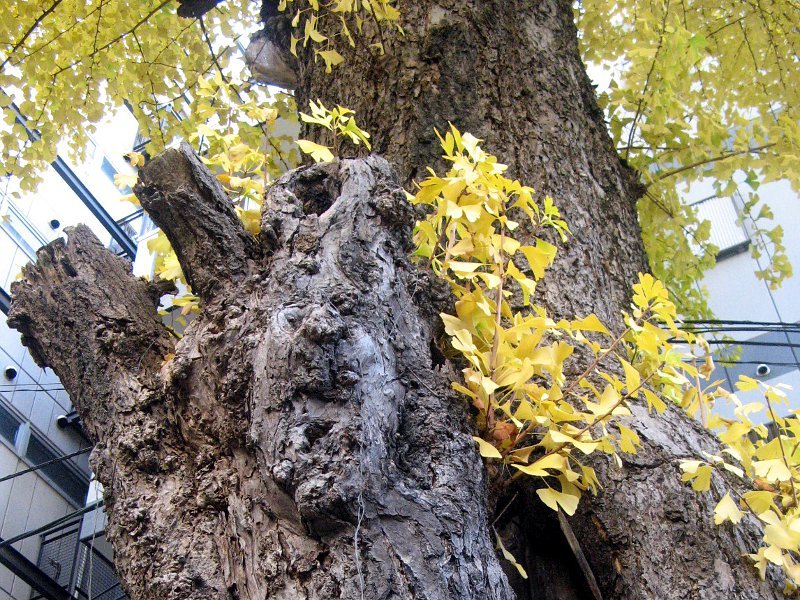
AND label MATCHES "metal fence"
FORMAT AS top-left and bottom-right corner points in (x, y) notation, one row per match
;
(30, 519), (127, 600)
